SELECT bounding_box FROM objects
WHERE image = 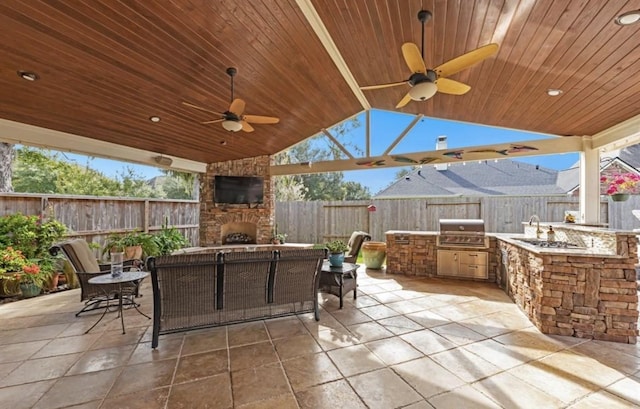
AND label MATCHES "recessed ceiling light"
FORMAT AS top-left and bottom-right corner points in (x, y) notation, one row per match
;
(615, 10), (640, 26)
(149, 116), (161, 122)
(547, 89), (563, 96)
(17, 70), (39, 81)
